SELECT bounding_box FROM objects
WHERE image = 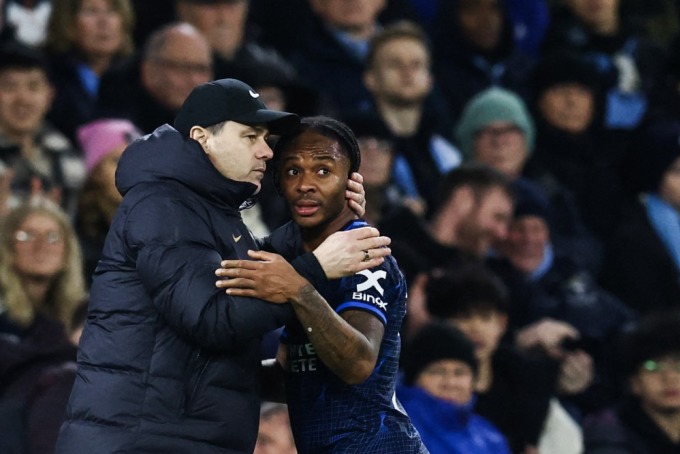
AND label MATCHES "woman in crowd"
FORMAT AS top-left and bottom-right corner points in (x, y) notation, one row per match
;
(43, 0), (135, 141)
(0, 197), (86, 452)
